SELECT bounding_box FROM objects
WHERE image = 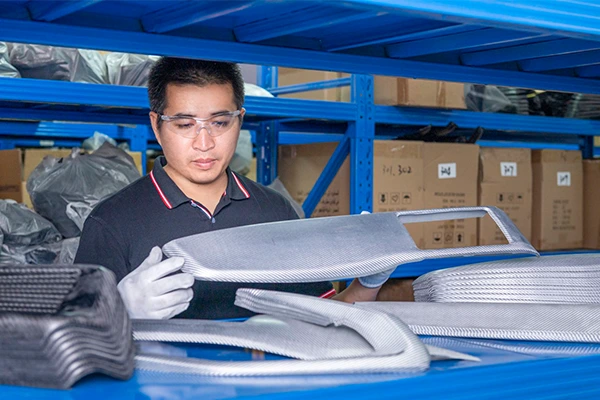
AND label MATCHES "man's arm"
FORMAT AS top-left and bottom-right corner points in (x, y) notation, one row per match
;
(332, 279), (381, 302)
